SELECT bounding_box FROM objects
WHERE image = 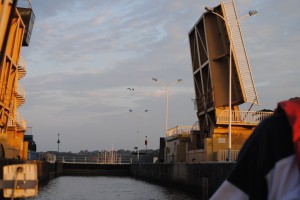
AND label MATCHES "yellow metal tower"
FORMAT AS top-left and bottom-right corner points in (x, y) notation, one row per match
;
(0, 0), (34, 159)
